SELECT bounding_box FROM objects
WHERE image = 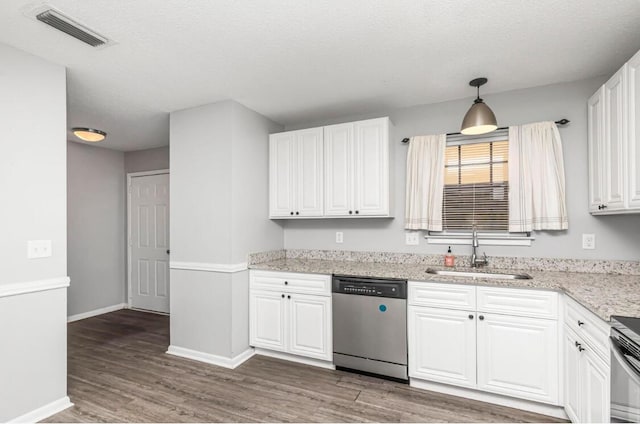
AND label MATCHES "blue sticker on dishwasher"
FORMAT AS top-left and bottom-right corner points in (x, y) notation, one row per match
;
(379, 304), (387, 312)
